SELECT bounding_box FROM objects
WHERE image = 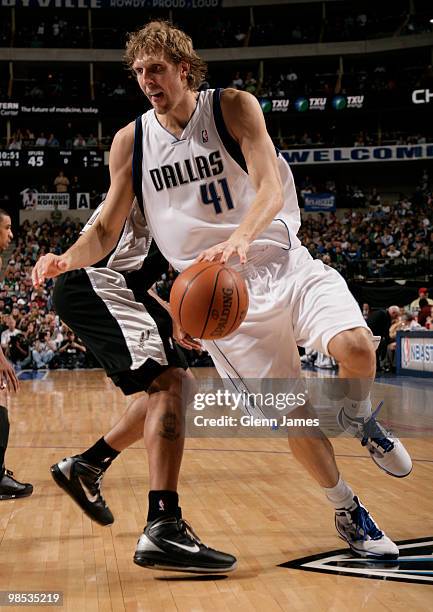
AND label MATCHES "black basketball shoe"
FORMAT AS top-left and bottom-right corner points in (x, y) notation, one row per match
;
(50, 456), (114, 526)
(134, 514), (237, 573)
(0, 469), (33, 500)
